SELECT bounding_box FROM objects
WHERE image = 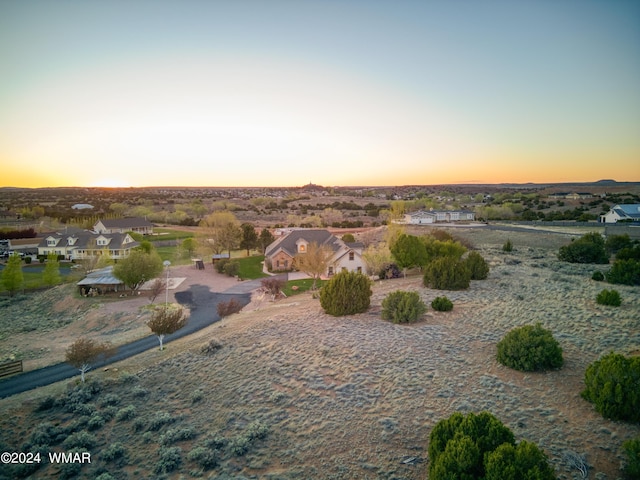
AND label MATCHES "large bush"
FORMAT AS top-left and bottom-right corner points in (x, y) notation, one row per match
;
(465, 251), (489, 280)
(496, 324), (563, 372)
(558, 232), (608, 264)
(606, 259), (640, 286)
(423, 256), (471, 290)
(320, 271), (372, 316)
(623, 436), (640, 479)
(381, 290), (426, 323)
(596, 289), (621, 307)
(428, 411), (555, 480)
(582, 352), (640, 422)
